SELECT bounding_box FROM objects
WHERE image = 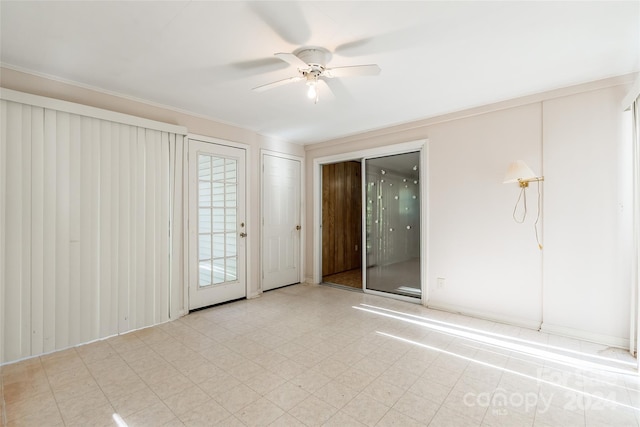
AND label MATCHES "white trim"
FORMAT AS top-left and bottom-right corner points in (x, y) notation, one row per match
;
(622, 74), (640, 111)
(541, 322), (630, 349)
(364, 289), (421, 304)
(361, 158), (367, 292)
(0, 88), (187, 135)
(1, 63), (251, 132)
(260, 150), (305, 291)
(187, 133), (249, 151)
(312, 140), (427, 294)
(428, 301), (542, 331)
(420, 144), (430, 307)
